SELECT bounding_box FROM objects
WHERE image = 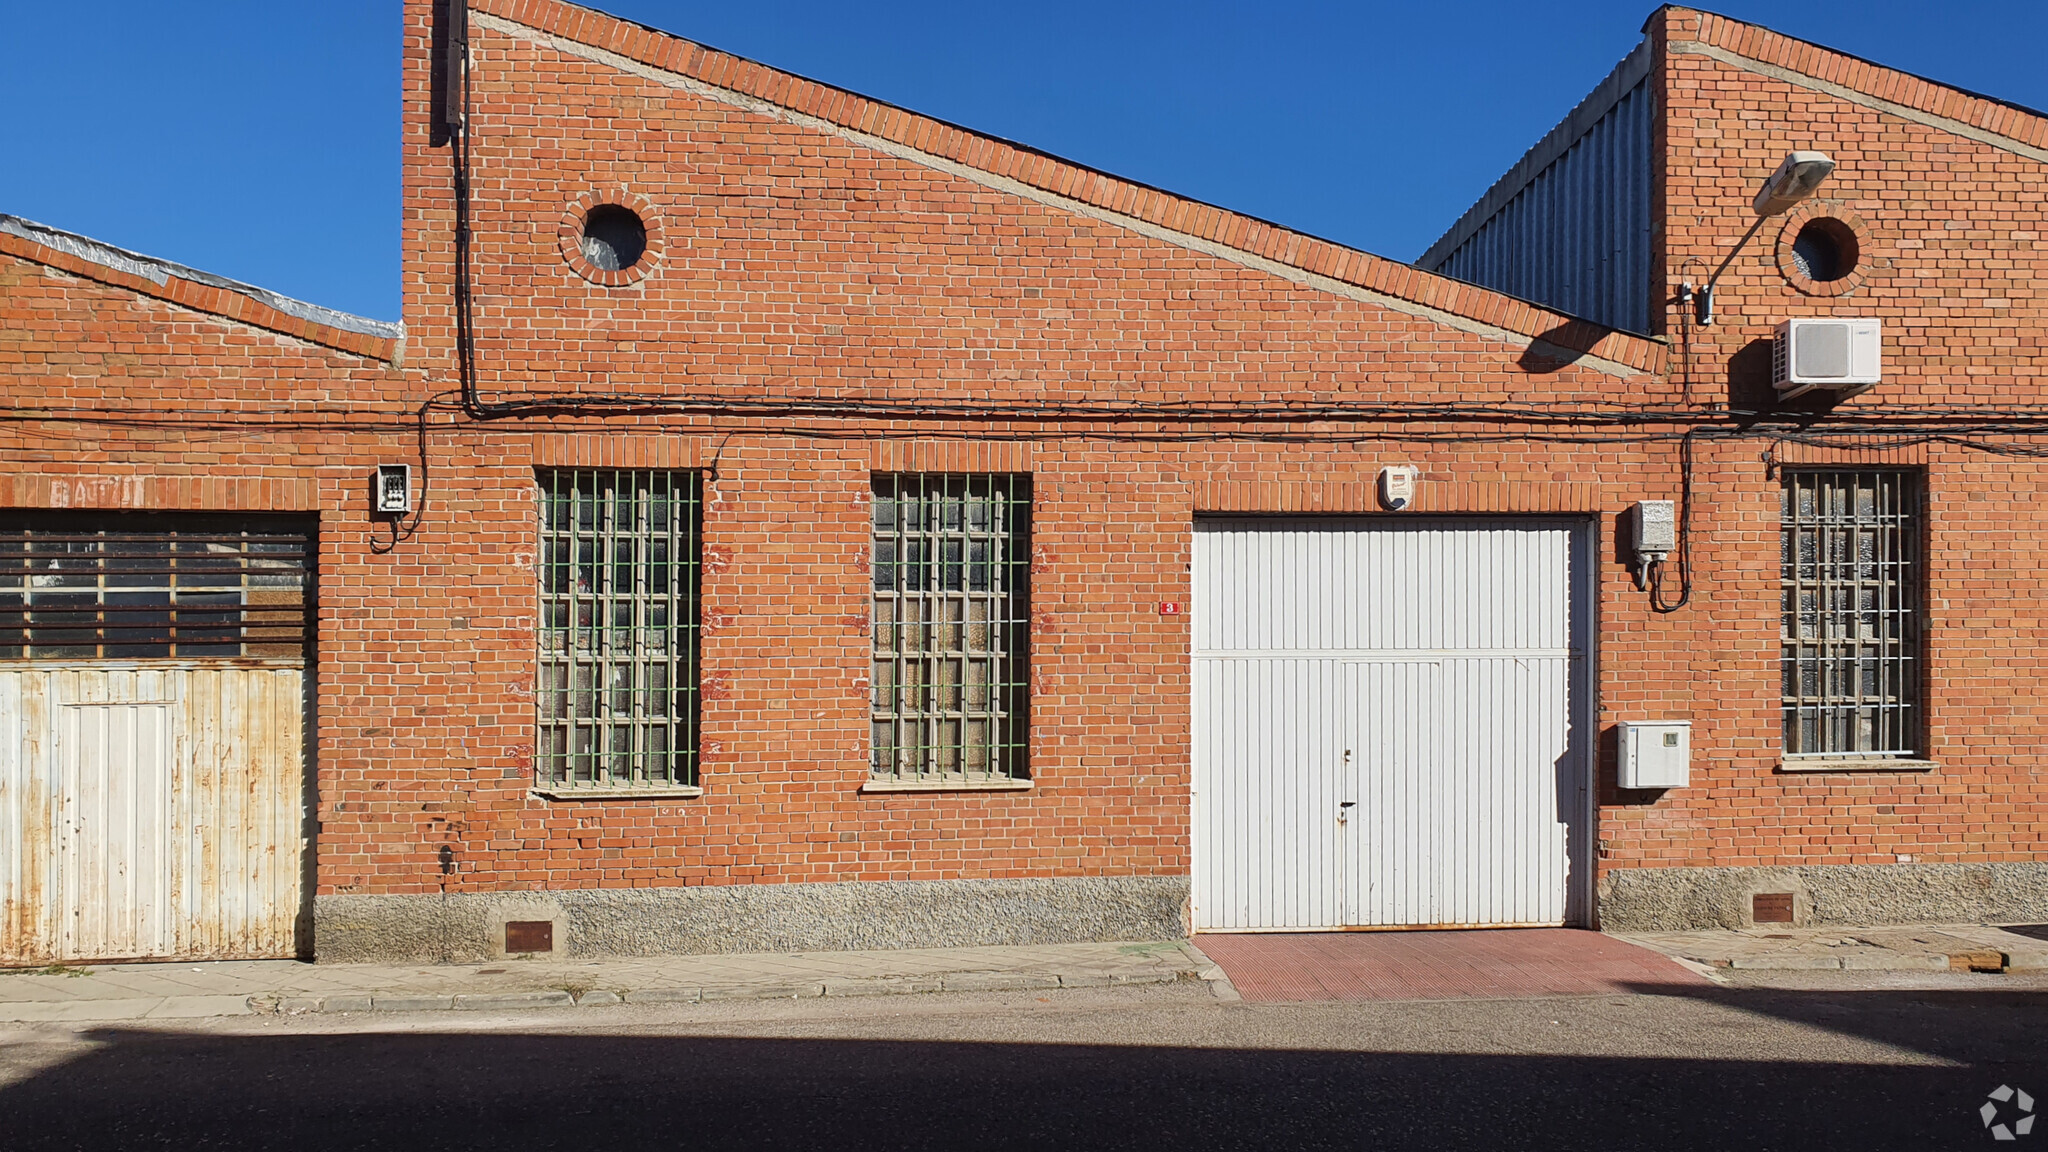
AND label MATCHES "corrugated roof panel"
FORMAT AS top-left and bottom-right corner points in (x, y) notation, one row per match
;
(1418, 43), (1657, 336)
